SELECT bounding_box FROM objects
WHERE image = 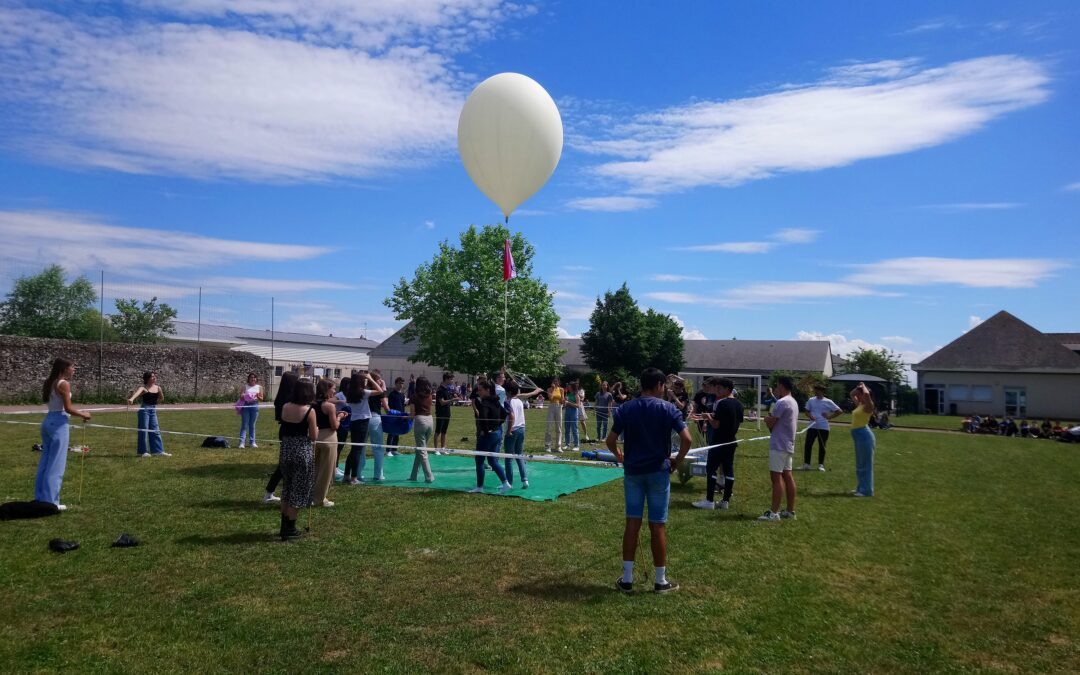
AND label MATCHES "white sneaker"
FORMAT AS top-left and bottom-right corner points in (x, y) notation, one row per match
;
(498, 481), (512, 494)
(468, 486), (484, 493)
(322, 499), (335, 507)
(757, 510), (780, 521)
(155, 452), (172, 457)
(852, 491), (868, 498)
(572, 447), (580, 452)
(250, 443), (258, 448)
(818, 464), (826, 472)
(262, 492), (280, 503)
(56, 504), (68, 511)
(692, 500), (715, 510)
(238, 443), (245, 449)
(780, 510), (797, 520)
(797, 463), (812, 471)
(718, 500), (730, 510)
(522, 481), (529, 489)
